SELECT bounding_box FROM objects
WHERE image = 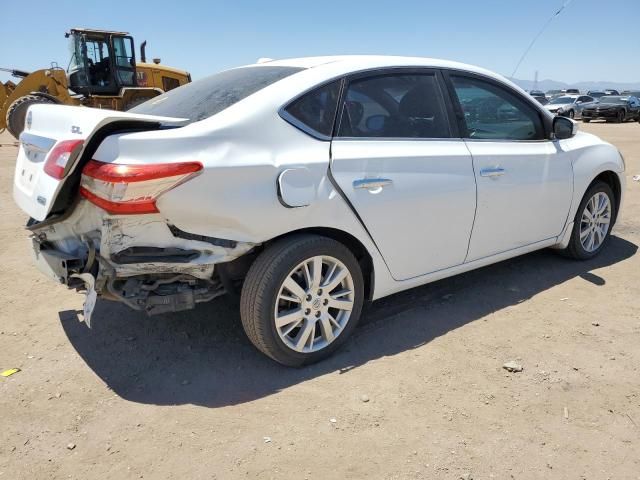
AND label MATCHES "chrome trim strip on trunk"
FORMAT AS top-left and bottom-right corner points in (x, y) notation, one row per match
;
(19, 132), (56, 153)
